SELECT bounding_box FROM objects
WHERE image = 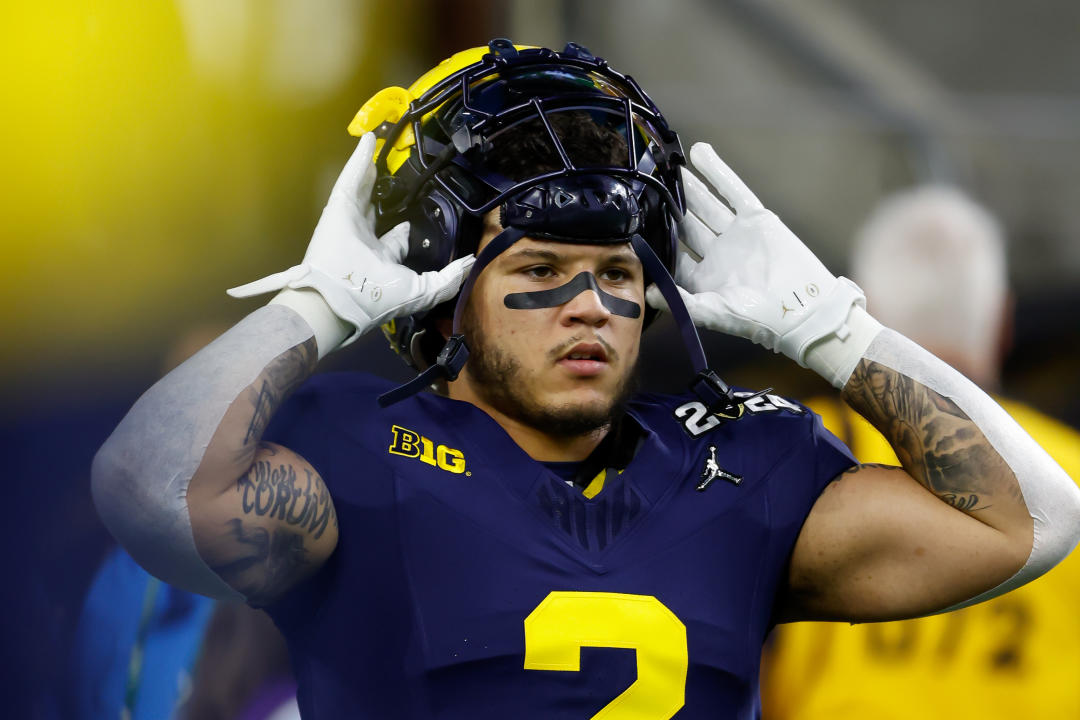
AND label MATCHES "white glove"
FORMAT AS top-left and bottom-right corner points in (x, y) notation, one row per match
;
(648, 142), (881, 388)
(228, 133), (475, 351)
